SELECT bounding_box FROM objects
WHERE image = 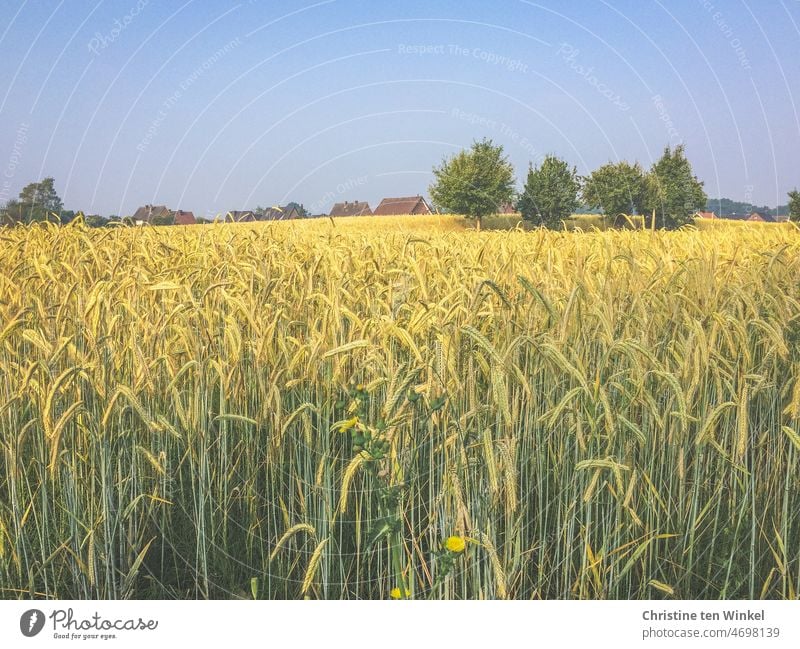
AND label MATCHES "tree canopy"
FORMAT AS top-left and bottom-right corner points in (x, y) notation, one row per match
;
(582, 161), (648, 219)
(2, 177), (64, 224)
(788, 189), (800, 223)
(517, 155), (580, 228)
(645, 146), (707, 229)
(429, 138), (515, 230)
